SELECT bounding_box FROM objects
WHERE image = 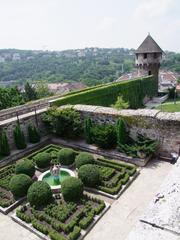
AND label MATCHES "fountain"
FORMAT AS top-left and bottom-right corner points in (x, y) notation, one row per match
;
(38, 164), (75, 192)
